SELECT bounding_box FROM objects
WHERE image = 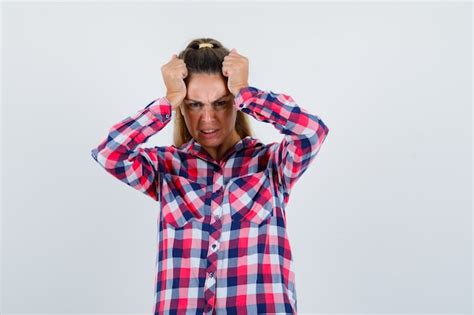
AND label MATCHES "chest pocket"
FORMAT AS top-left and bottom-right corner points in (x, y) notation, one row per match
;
(160, 173), (208, 229)
(228, 169), (275, 226)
